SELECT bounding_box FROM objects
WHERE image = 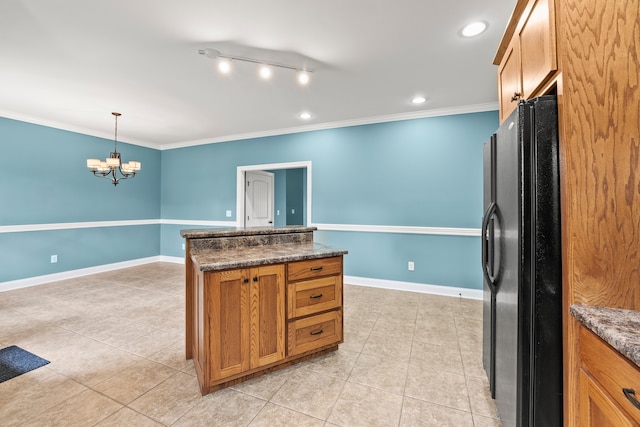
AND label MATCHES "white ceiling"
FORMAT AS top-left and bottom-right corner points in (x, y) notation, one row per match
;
(0, 0), (515, 149)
